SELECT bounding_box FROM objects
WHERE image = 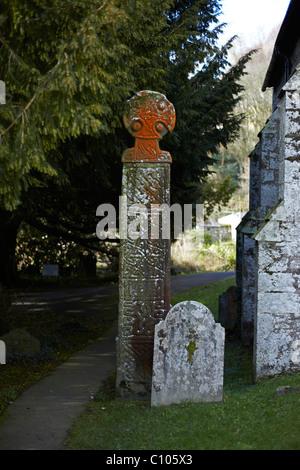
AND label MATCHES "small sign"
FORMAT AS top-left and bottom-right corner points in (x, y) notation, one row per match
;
(0, 340), (6, 364)
(0, 81), (5, 104)
(42, 264), (59, 277)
